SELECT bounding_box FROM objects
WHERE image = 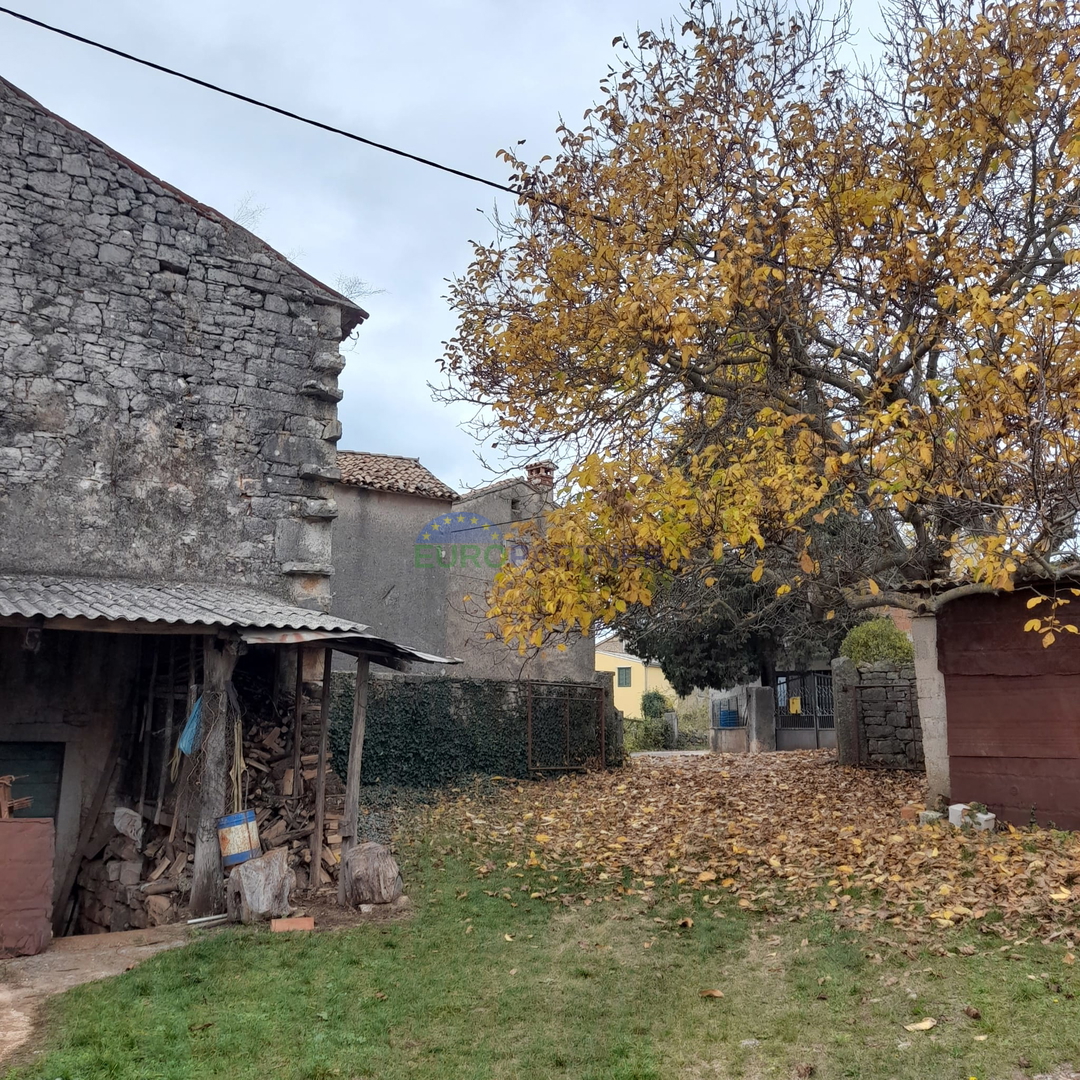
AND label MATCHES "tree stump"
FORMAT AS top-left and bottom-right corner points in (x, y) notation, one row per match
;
(225, 848), (294, 924)
(343, 842), (403, 907)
